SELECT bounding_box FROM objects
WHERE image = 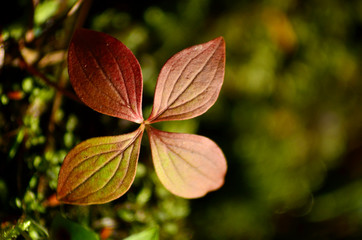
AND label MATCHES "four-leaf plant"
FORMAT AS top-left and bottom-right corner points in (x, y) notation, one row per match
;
(57, 28), (227, 205)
